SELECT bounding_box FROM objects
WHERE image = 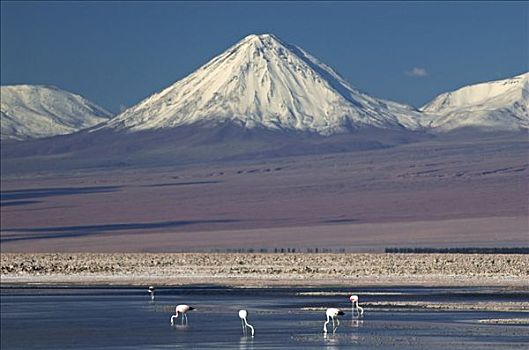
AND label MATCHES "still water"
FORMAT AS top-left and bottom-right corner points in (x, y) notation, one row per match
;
(1, 285), (528, 349)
